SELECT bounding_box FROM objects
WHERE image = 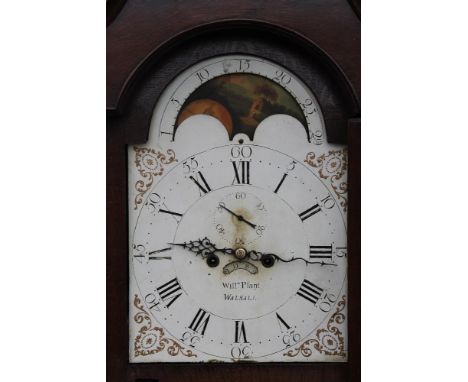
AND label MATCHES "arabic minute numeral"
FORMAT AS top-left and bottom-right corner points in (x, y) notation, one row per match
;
(144, 293), (161, 311)
(282, 330), (301, 346)
(231, 344), (252, 359)
(320, 194), (336, 209)
(336, 247), (347, 258)
(230, 145), (252, 159)
(181, 331), (200, 348)
(145, 192), (162, 212)
(182, 157), (199, 173)
(318, 292), (338, 313)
